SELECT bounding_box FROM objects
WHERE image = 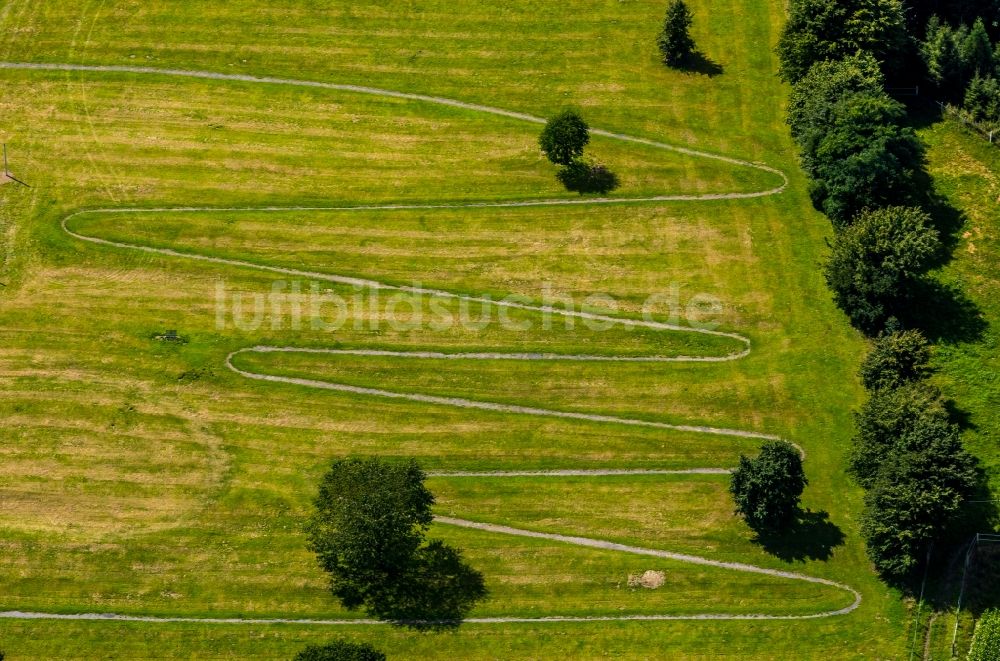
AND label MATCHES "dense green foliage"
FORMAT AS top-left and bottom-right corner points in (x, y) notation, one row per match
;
(823, 207), (940, 333)
(307, 458), (486, 628)
(787, 54), (885, 146)
(776, 0), (908, 83)
(859, 330), (931, 391)
(849, 375), (979, 584)
(293, 641), (387, 661)
(859, 436), (977, 582)
(729, 441), (807, 532)
(538, 110), (590, 166)
(657, 0), (696, 67)
(969, 609), (1000, 661)
(806, 92), (923, 225)
(922, 15), (998, 106)
(849, 381), (955, 487)
(786, 55), (923, 225)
